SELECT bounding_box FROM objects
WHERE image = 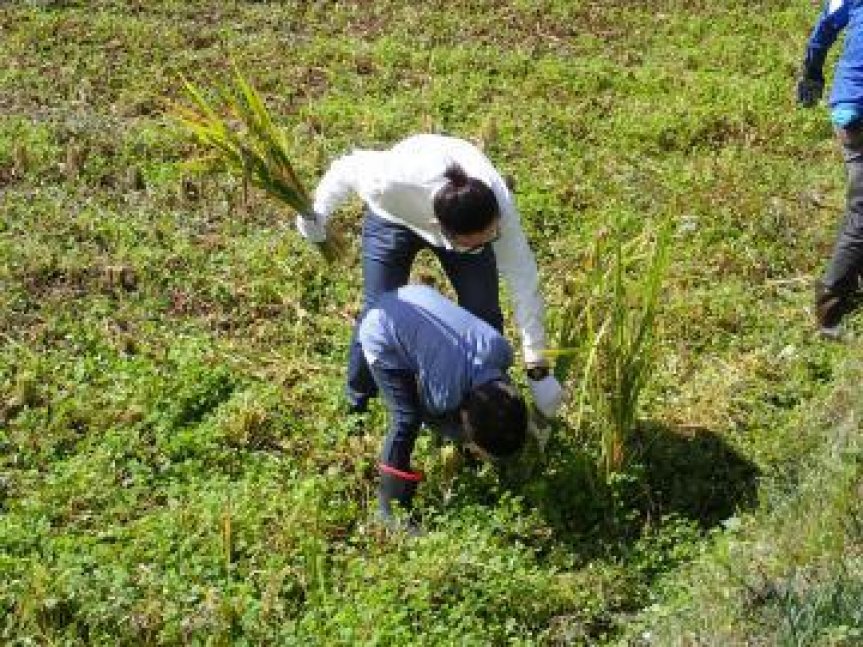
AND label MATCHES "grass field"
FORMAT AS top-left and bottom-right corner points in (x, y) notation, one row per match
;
(1, 1), (861, 644)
